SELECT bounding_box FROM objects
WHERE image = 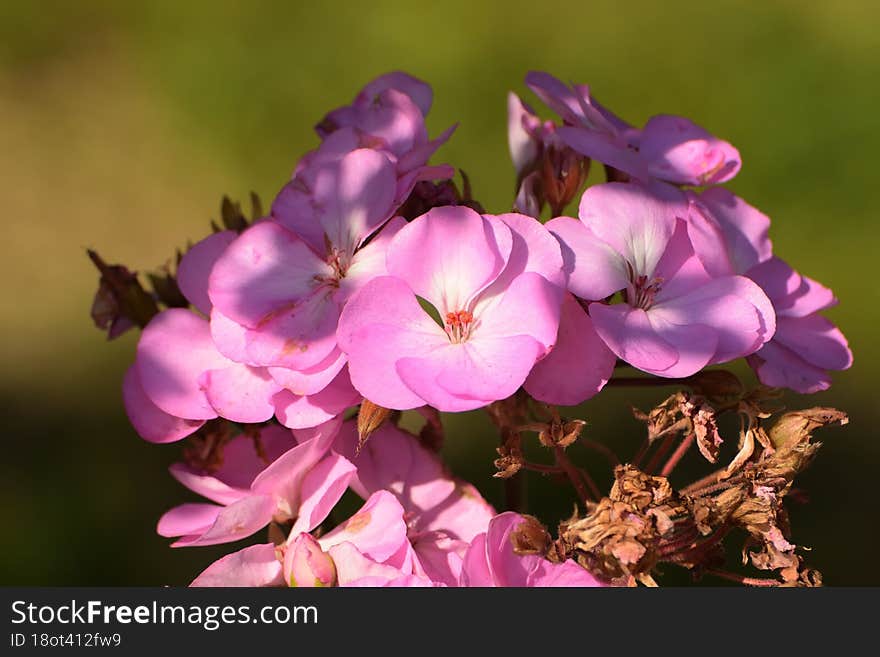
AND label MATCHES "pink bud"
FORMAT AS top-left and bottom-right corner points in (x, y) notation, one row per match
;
(284, 533), (337, 588)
